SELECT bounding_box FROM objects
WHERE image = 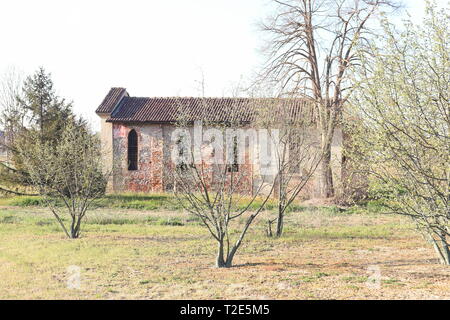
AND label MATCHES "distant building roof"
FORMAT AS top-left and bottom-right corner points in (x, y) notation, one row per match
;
(95, 87), (128, 114)
(96, 88), (313, 124)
